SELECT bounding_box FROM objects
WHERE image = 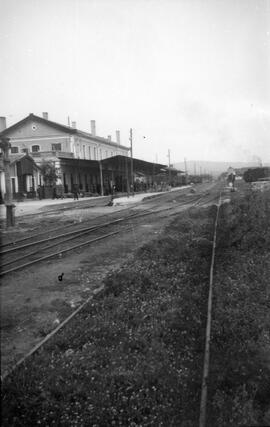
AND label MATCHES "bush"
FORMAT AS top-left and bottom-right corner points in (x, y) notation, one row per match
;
(243, 167), (270, 183)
